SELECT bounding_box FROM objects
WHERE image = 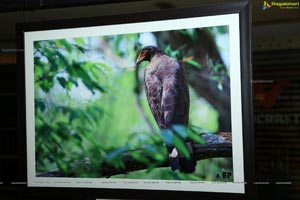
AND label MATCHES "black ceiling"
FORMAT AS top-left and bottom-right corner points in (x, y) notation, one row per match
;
(0, 0), (146, 12)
